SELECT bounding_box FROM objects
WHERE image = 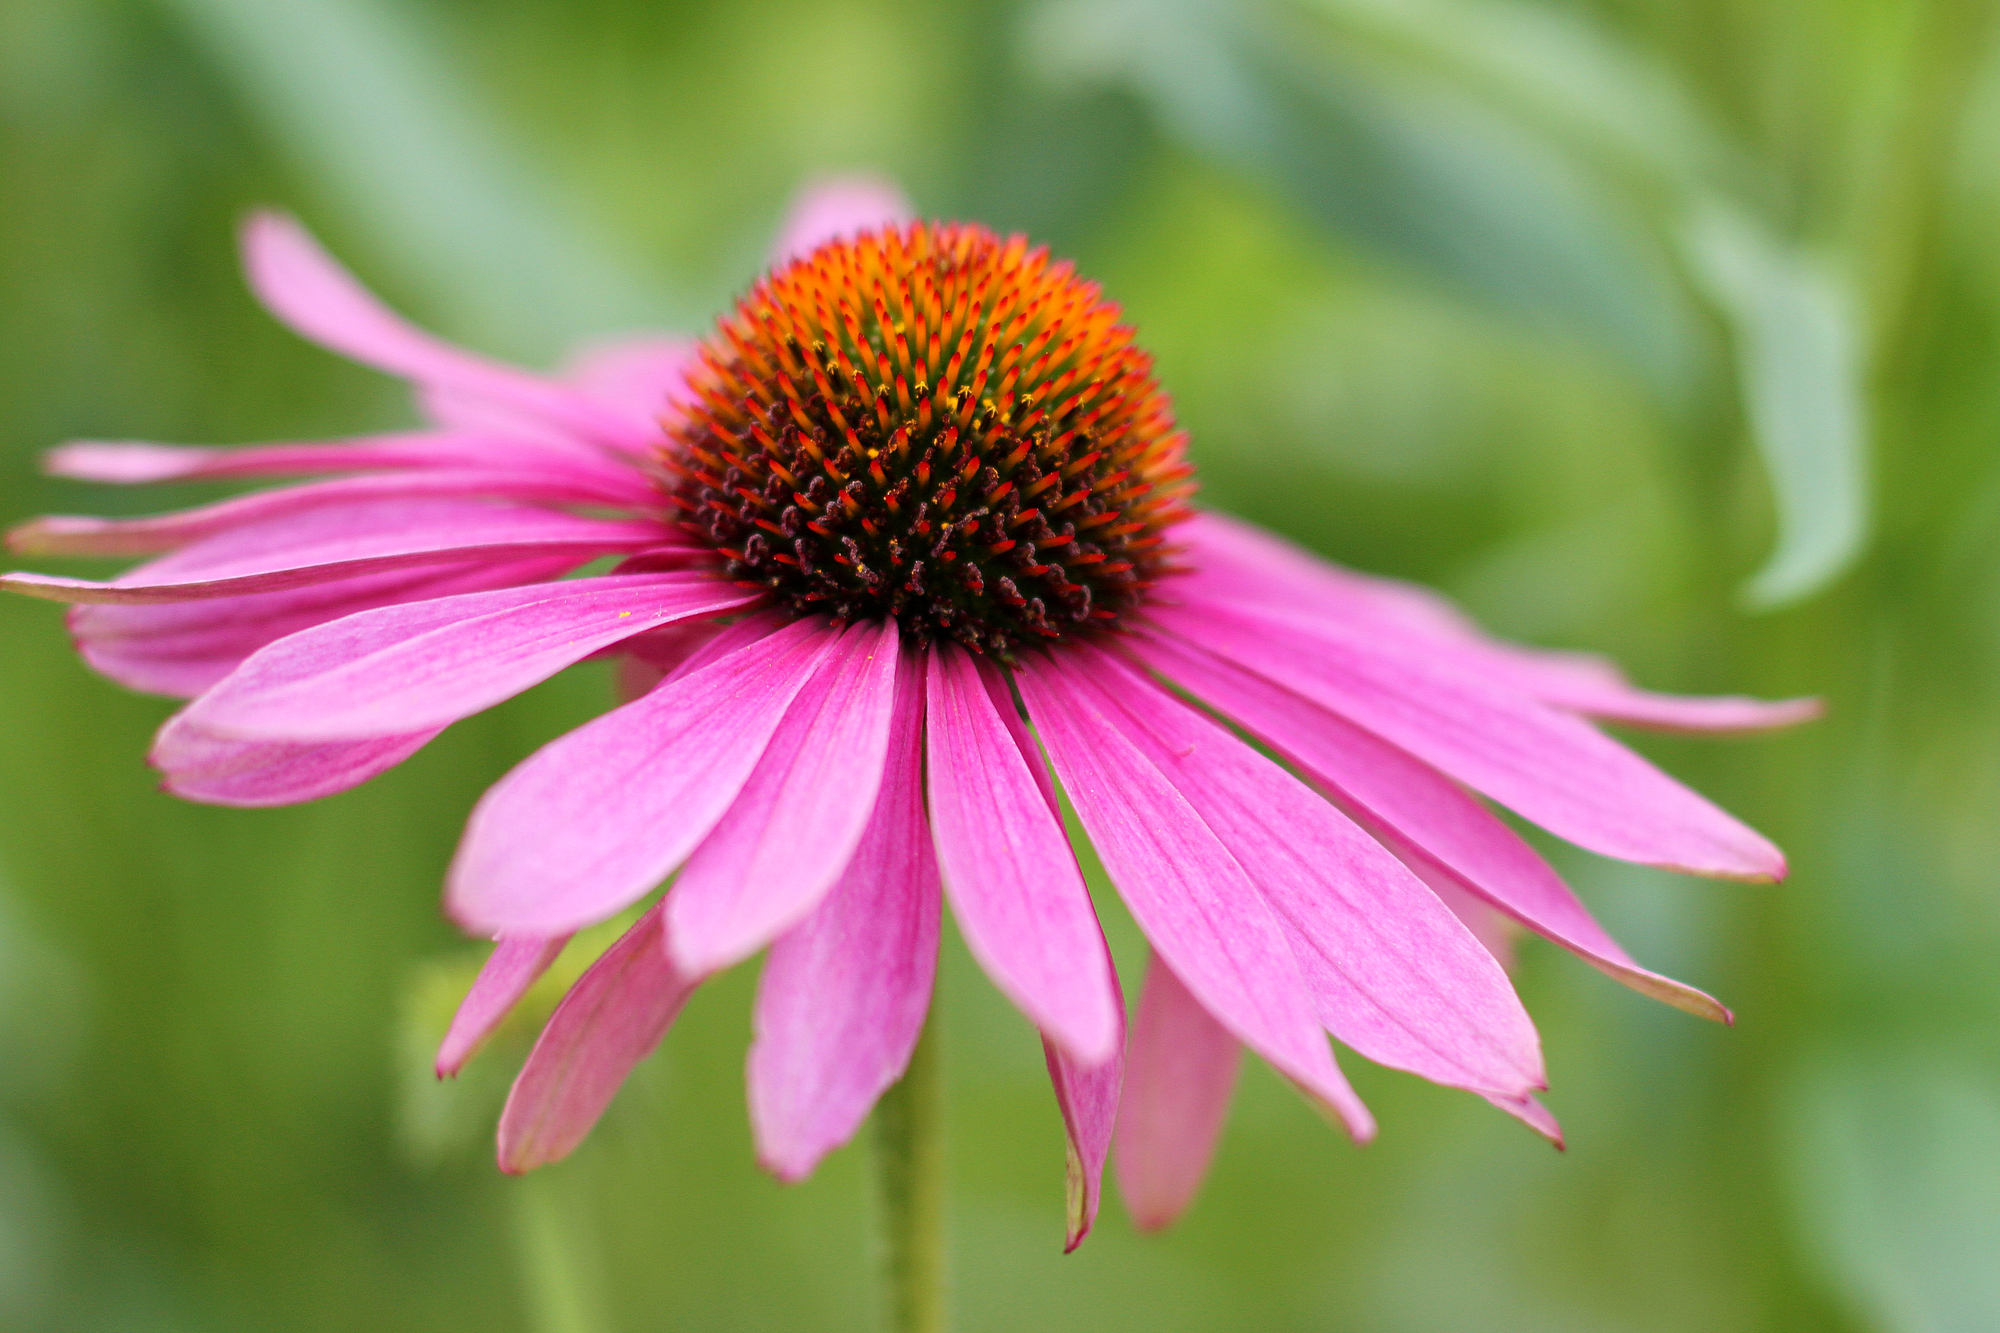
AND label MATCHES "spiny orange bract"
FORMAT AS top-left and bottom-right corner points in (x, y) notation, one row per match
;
(662, 221), (1194, 656)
